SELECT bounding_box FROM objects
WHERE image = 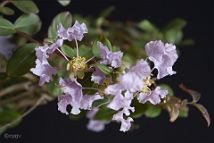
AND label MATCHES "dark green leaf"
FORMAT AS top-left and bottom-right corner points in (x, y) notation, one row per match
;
(144, 105), (161, 118)
(131, 100), (148, 118)
(47, 78), (62, 96)
(11, 0), (39, 14)
(92, 40), (100, 57)
(96, 63), (112, 75)
(48, 12), (72, 40)
(104, 38), (112, 51)
(0, 17), (15, 35)
(78, 45), (93, 59)
(164, 29), (183, 44)
(193, 103), (211, 127)
(94, 106), (116, 121)
(61, 44), (75, 58)
(7, 43), (37, 76)
(14, 13), (41, 35)
(0, 7), (15, 15)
